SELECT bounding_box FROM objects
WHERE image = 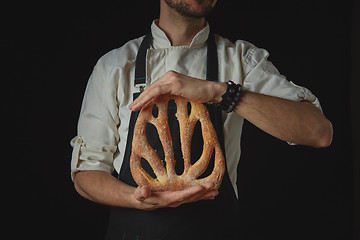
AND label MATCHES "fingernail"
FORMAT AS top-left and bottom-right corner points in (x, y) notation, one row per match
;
(129, 104), (136, 111)
(204, 182), (215, 189)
